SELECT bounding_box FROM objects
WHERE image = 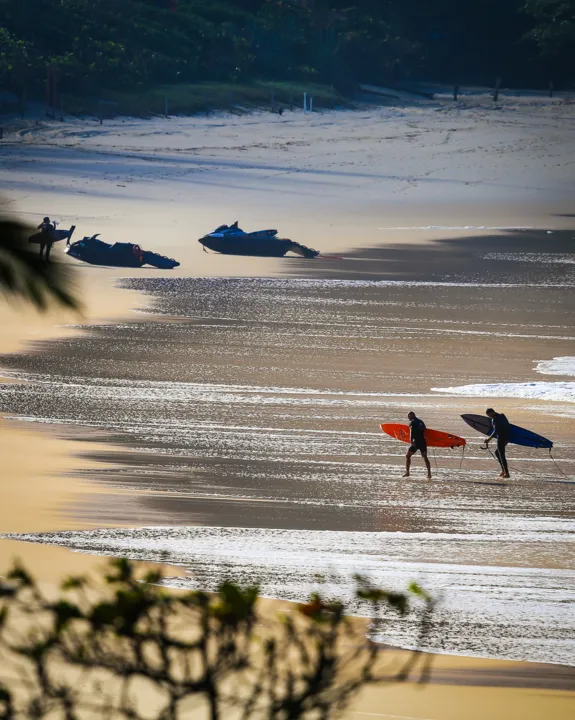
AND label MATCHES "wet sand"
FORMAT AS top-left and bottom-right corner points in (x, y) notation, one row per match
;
(0, 98), (574, 714)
